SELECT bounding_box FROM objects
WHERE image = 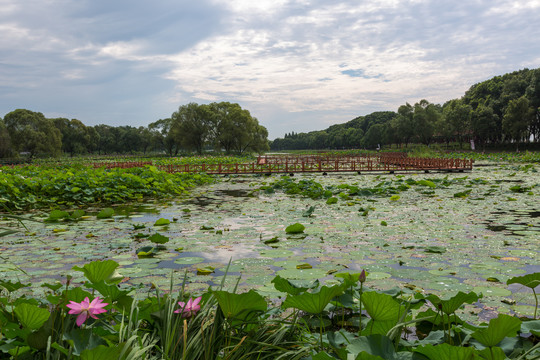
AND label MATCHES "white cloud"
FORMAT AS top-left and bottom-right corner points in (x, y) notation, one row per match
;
(487, 0), (540, 15)
(1, 0), (540, 138)
(212, 0), (291, 15)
